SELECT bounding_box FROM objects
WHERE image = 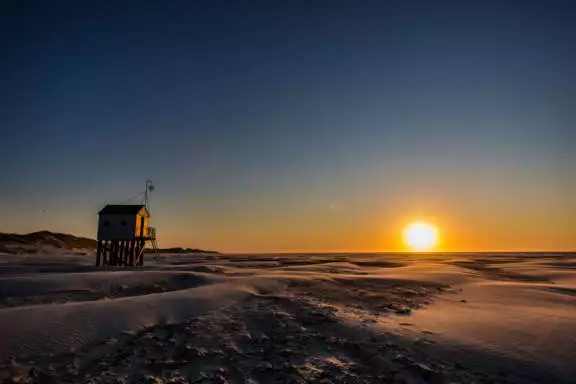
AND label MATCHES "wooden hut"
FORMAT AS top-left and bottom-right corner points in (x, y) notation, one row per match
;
(96, 204), (156, 266)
